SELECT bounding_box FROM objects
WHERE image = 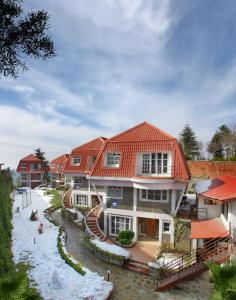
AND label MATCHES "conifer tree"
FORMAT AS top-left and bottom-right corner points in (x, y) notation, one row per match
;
(180, 124), (200, 160)
(208, 124), (230, 160)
